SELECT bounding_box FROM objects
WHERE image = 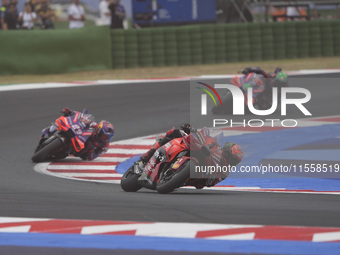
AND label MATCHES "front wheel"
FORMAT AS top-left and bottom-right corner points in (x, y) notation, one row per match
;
(31, 136), (64, 163)
(156, 160), (194, 194)
(120, 166), (142, 192)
